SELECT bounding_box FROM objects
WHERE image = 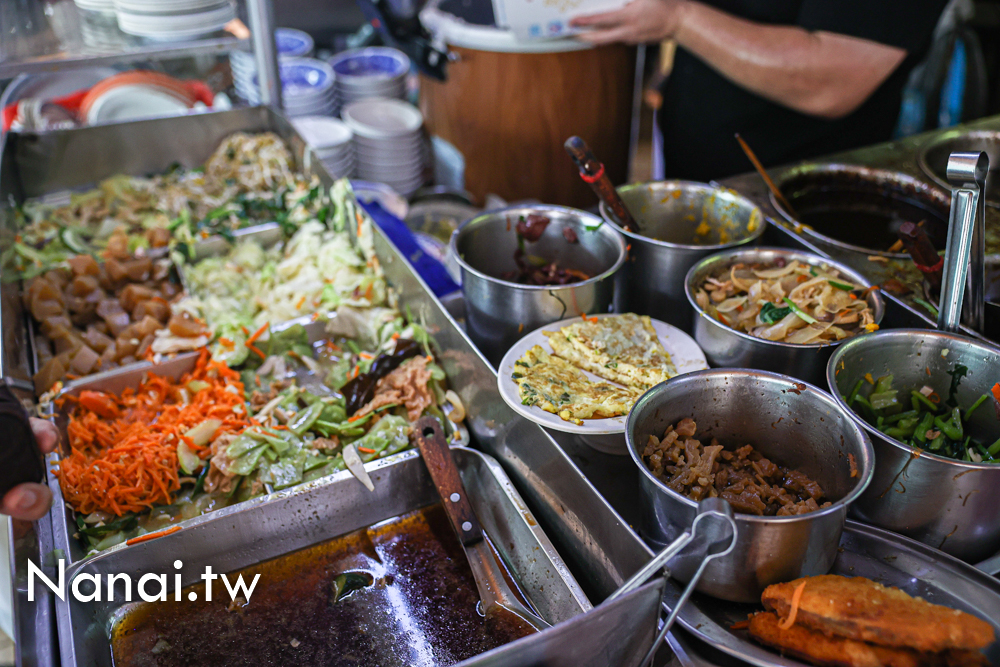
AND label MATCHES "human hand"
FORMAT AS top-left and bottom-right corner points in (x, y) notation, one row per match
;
(571, 0), (690, 45)
(1, 418), (56, 521)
